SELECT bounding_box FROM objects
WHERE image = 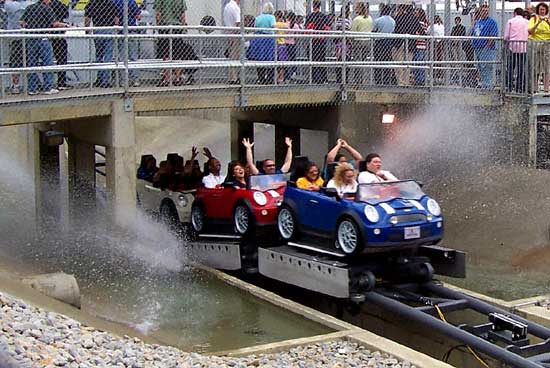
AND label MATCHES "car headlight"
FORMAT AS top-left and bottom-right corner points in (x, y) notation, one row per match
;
(427, 198), (441, 217)
(364, 205), (379, 223)
(178, 195), (188, 207)
(253, 192), (267, 206)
